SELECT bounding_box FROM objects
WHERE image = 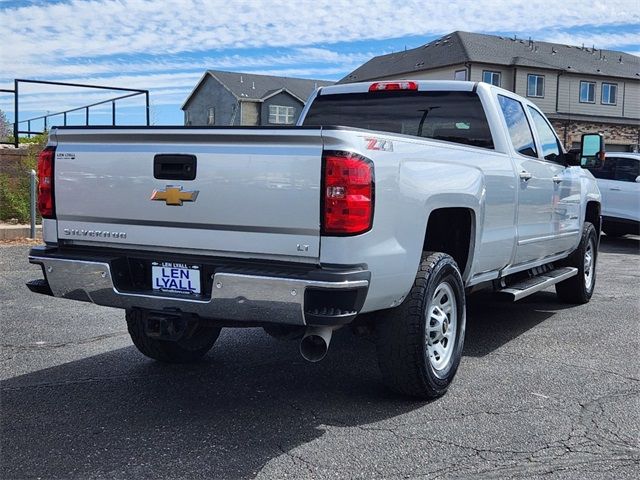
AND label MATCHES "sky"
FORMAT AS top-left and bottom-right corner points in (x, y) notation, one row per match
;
(1, 0), (639, 131)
